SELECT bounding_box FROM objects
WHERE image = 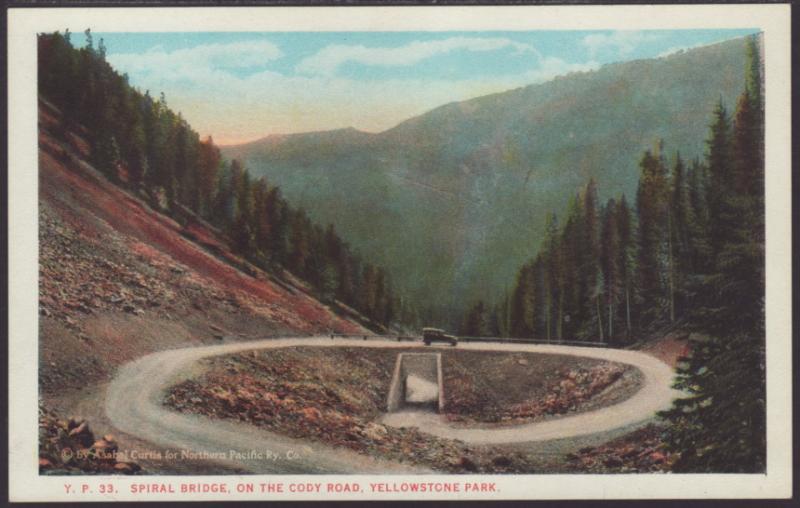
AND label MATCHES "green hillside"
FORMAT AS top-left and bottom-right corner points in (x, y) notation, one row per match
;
(222, 37), (750, 327)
